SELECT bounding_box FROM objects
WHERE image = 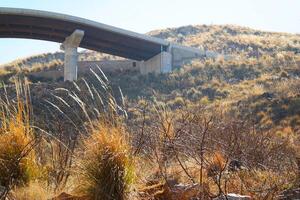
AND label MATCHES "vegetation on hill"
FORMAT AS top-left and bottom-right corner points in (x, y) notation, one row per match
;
(1, 72), (299, 199)
(149, 25), (300, 56)
(0, 24), (300, 199)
